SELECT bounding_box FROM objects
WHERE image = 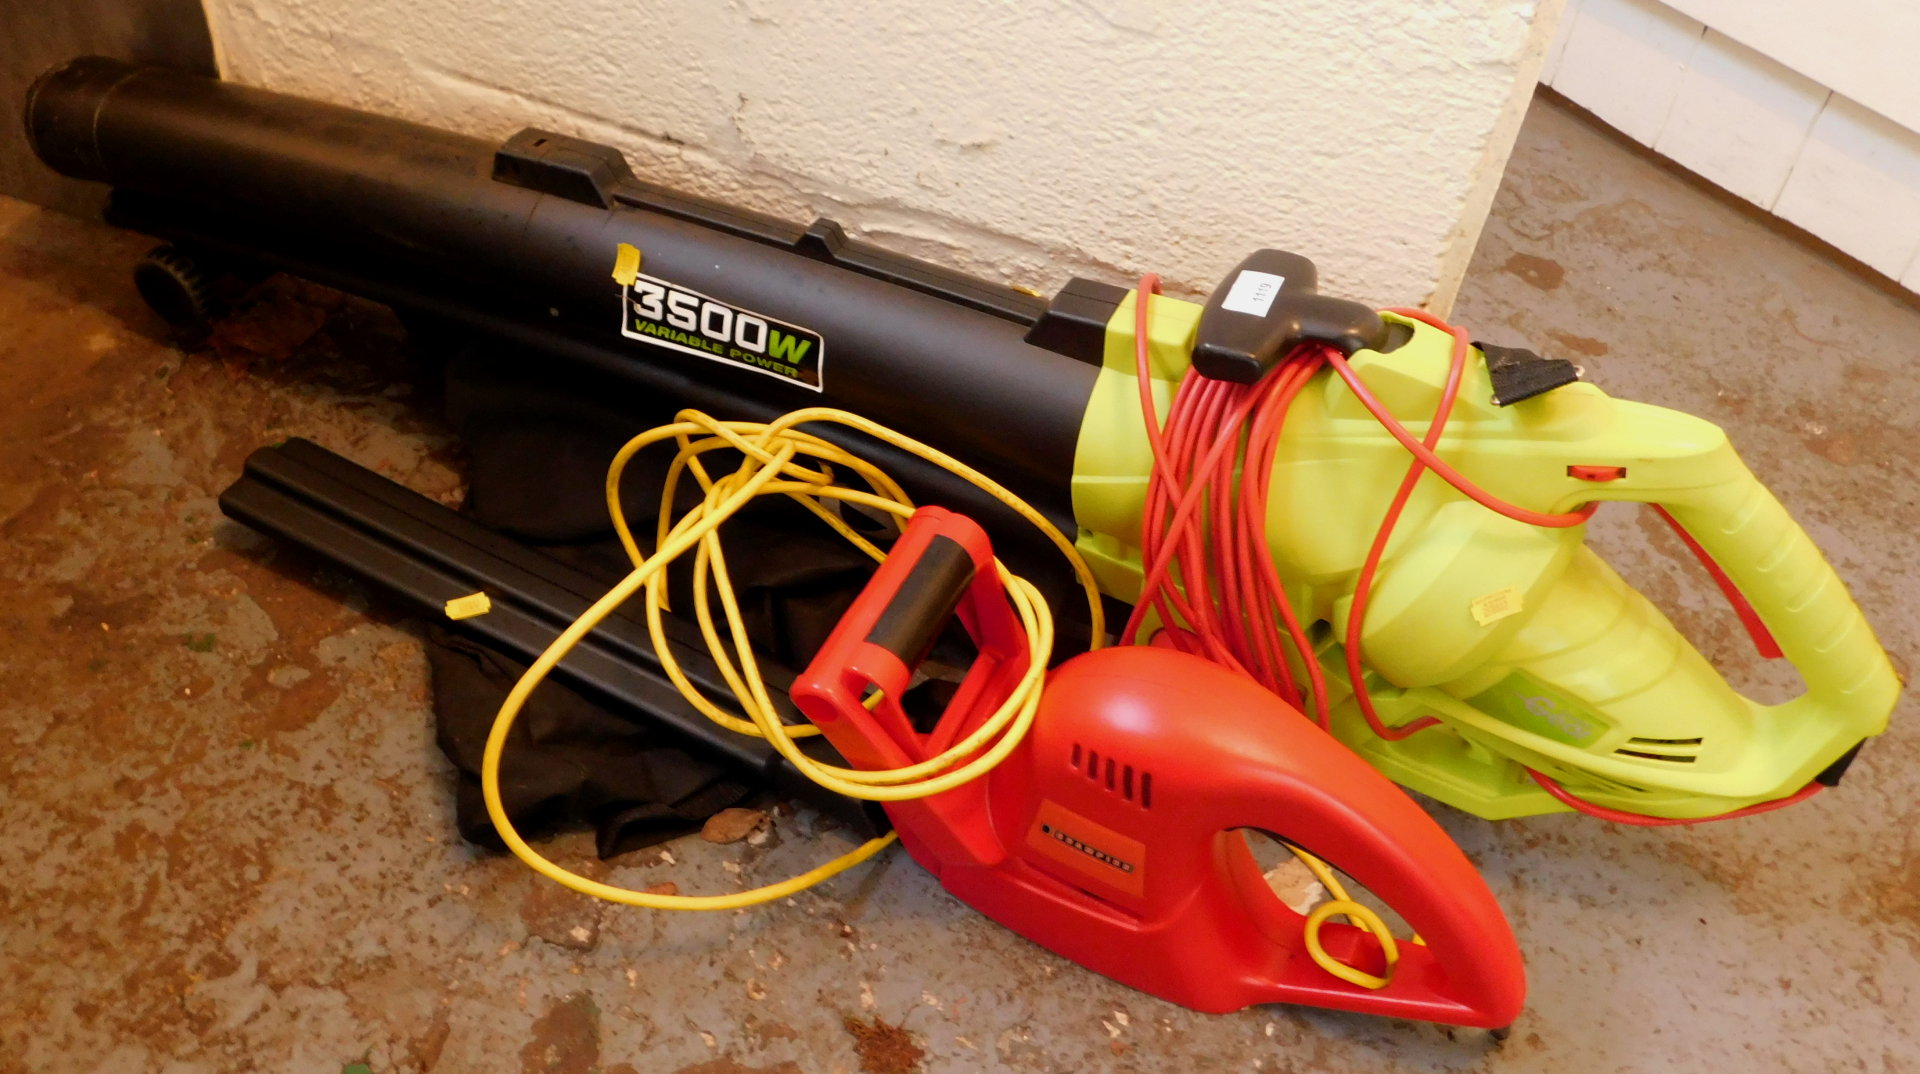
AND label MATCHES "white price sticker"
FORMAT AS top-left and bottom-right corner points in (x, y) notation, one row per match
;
(1220, 270), (1287, 317)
